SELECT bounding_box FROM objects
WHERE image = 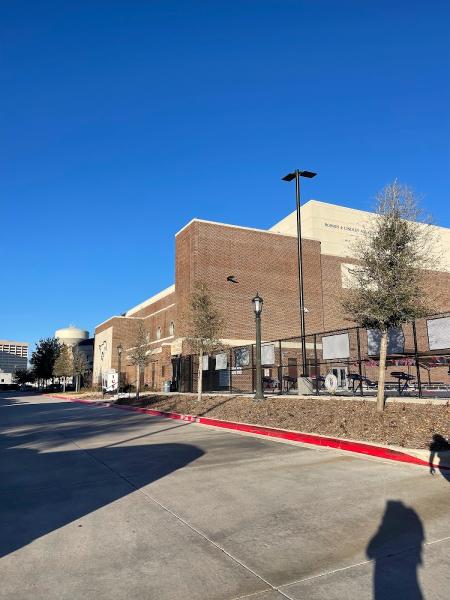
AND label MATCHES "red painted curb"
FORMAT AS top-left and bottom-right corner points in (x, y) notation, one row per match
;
(49, 394), (449, 471)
